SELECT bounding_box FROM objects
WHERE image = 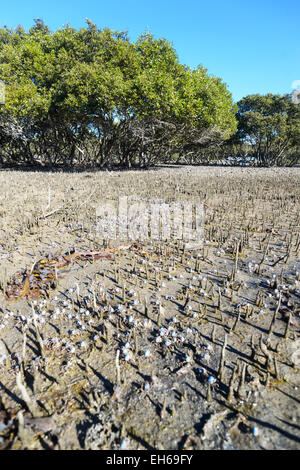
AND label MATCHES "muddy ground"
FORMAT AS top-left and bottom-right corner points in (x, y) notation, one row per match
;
(0, 165), (299, 450)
